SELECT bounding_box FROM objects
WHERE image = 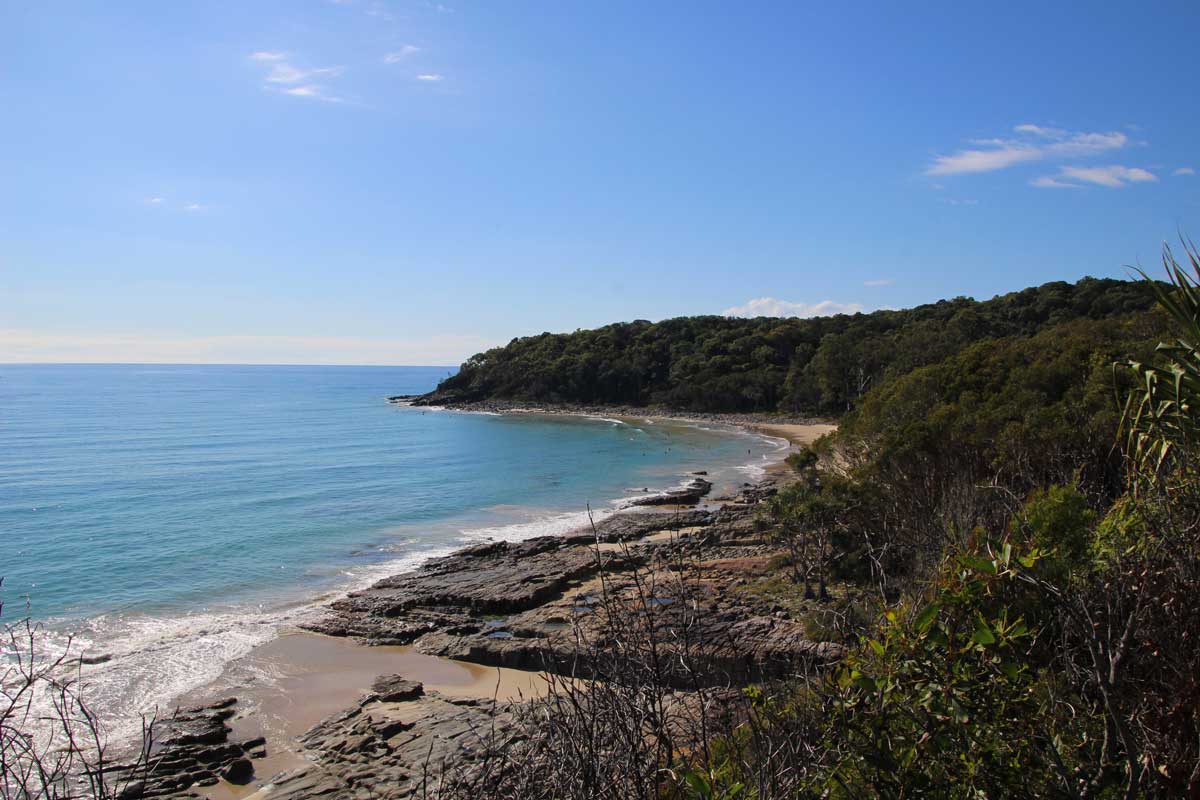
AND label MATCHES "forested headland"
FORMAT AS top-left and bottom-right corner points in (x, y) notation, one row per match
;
(416, 276), (1159, 414)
